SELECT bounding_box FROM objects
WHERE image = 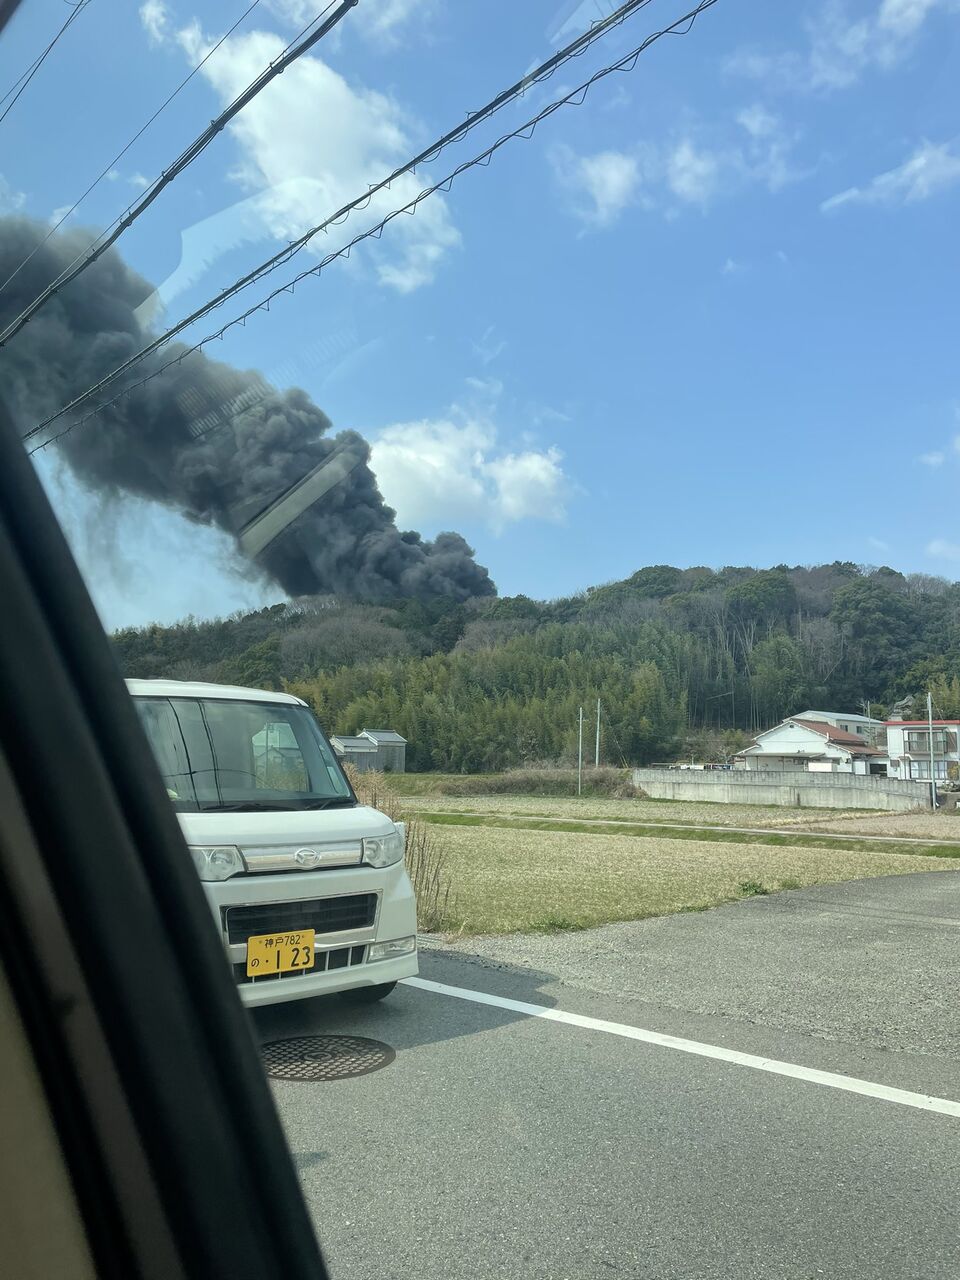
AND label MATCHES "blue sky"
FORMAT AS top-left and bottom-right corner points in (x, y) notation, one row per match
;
(2, 0), (959, 627)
